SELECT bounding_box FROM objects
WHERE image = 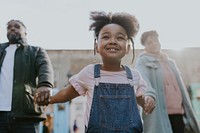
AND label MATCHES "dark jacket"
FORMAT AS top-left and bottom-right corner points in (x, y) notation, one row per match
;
(0, 42), (54, 121)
